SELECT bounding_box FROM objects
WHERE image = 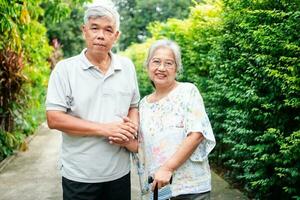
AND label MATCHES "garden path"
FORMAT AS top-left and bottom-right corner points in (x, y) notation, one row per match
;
(0, 123), (247, 200)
